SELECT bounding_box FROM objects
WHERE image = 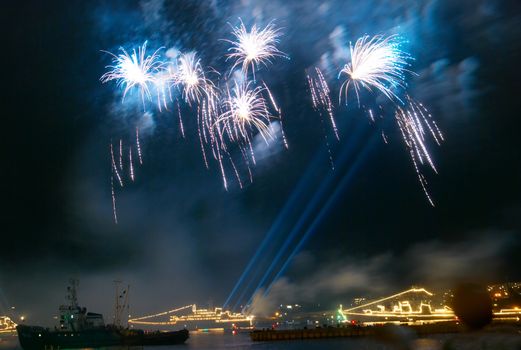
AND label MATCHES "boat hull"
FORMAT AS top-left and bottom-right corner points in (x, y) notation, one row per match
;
(16, 325), (189, 349)
(17, 325), (122, 349)
(141, 329), (189, 346)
